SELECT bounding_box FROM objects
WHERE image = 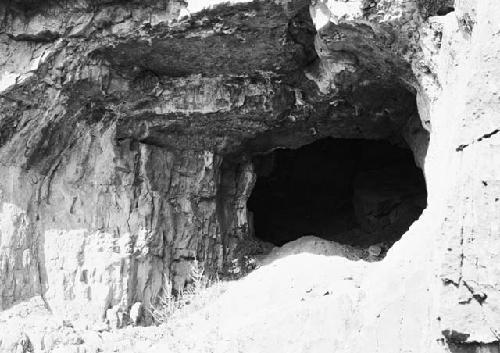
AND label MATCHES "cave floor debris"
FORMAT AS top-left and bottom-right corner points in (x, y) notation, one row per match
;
(1, 236), (383, 353)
